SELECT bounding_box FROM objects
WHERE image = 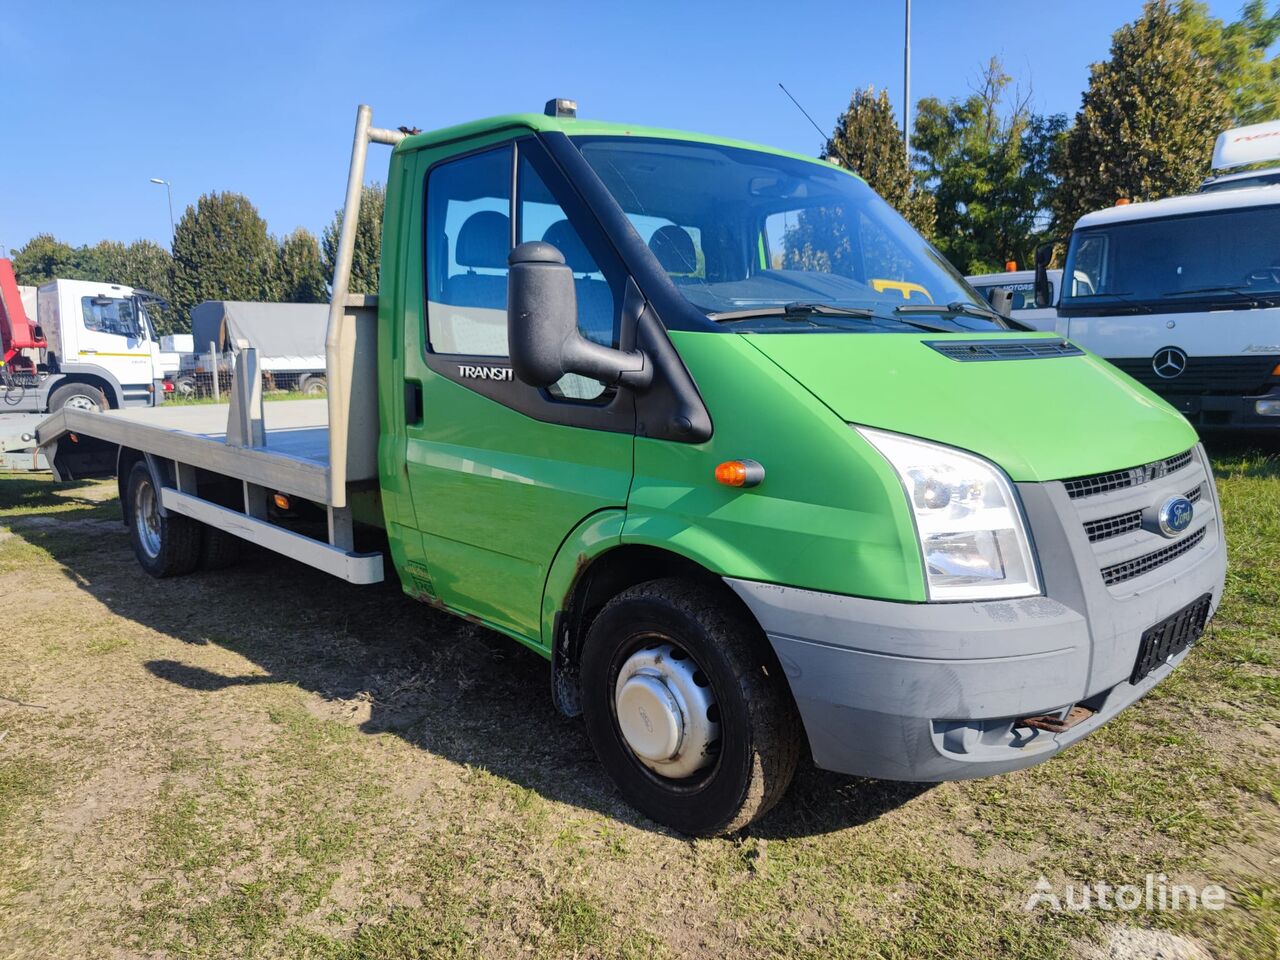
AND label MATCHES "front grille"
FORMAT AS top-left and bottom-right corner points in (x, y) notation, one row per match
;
(1083, 485), (1204, 543)
(1064, 449), (1193, 500)
(926, 339), (1084, 362)
(1110, 354), (1278, 396)
(1101, 528), (1207, 586)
